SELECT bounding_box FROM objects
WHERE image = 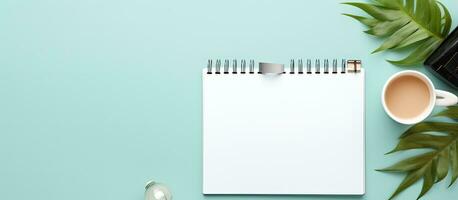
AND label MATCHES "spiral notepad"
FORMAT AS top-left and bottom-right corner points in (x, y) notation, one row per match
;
(202, 59), (365, 195)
